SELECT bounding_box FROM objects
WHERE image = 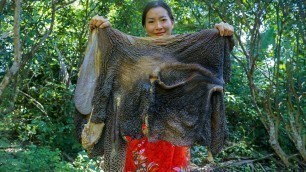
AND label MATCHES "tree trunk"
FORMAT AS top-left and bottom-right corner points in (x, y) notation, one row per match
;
(286, 61), (306, 162)
(0, 0), (22, 99)
(266, 115), (290, 166)
(248, 75), (290, 167)
(0, 0), (56, 101)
